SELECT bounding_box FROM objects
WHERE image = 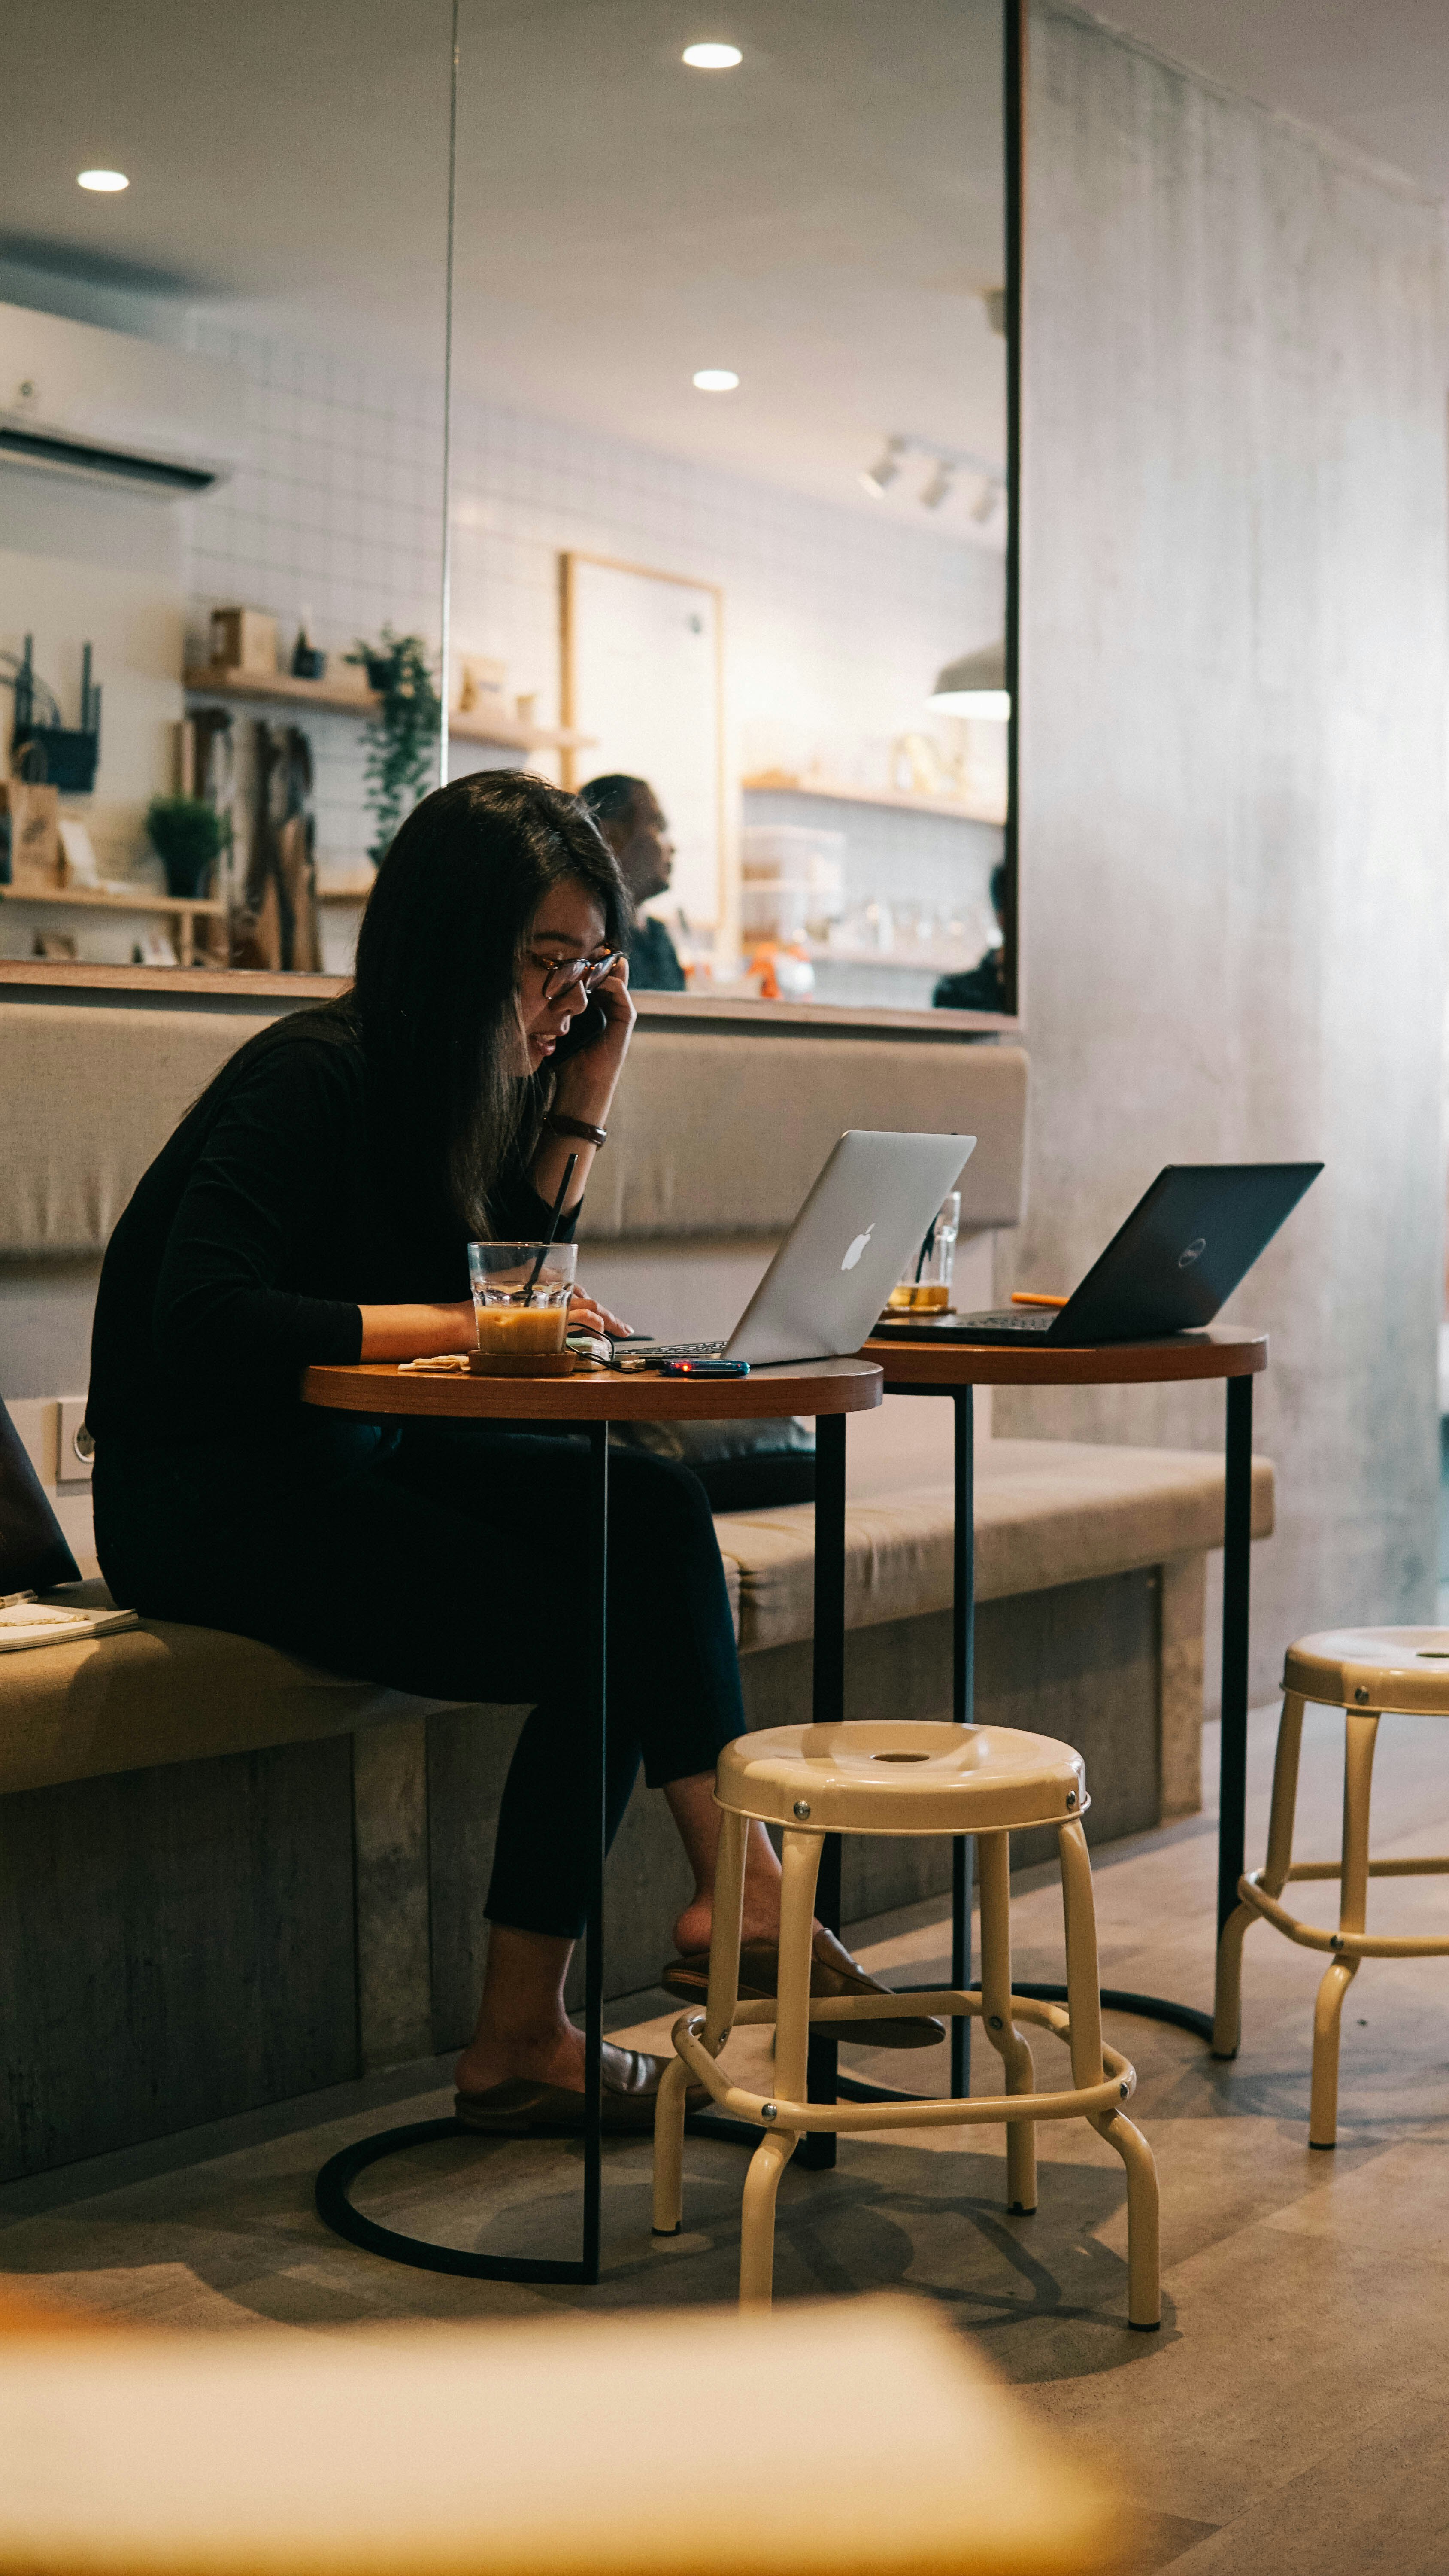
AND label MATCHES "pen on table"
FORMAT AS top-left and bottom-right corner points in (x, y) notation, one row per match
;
(1011, 1291), (1069, 1308)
